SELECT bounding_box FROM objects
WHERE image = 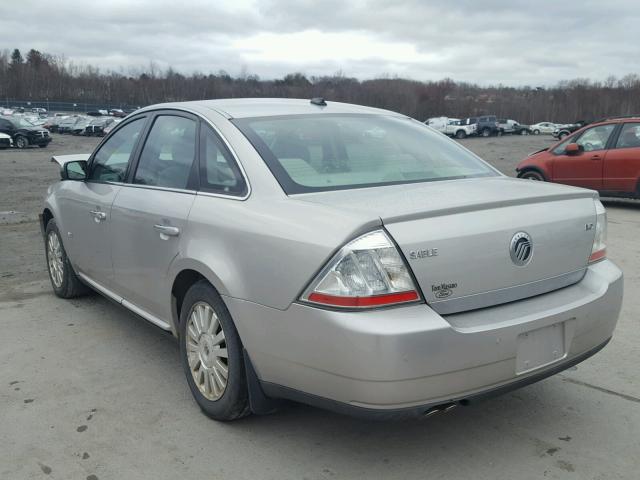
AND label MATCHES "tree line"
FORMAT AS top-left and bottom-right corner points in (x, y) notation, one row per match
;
(2, 48), (640, 123)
